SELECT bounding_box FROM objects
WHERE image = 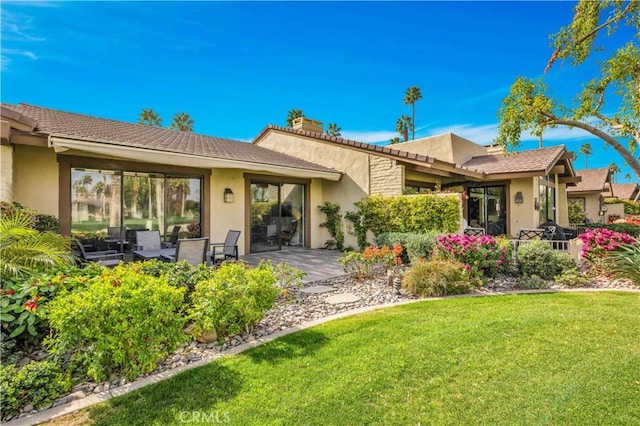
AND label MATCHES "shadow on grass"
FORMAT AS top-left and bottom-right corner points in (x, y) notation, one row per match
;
(244, 328), (330, 364)
(88, 362), (241, 425)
